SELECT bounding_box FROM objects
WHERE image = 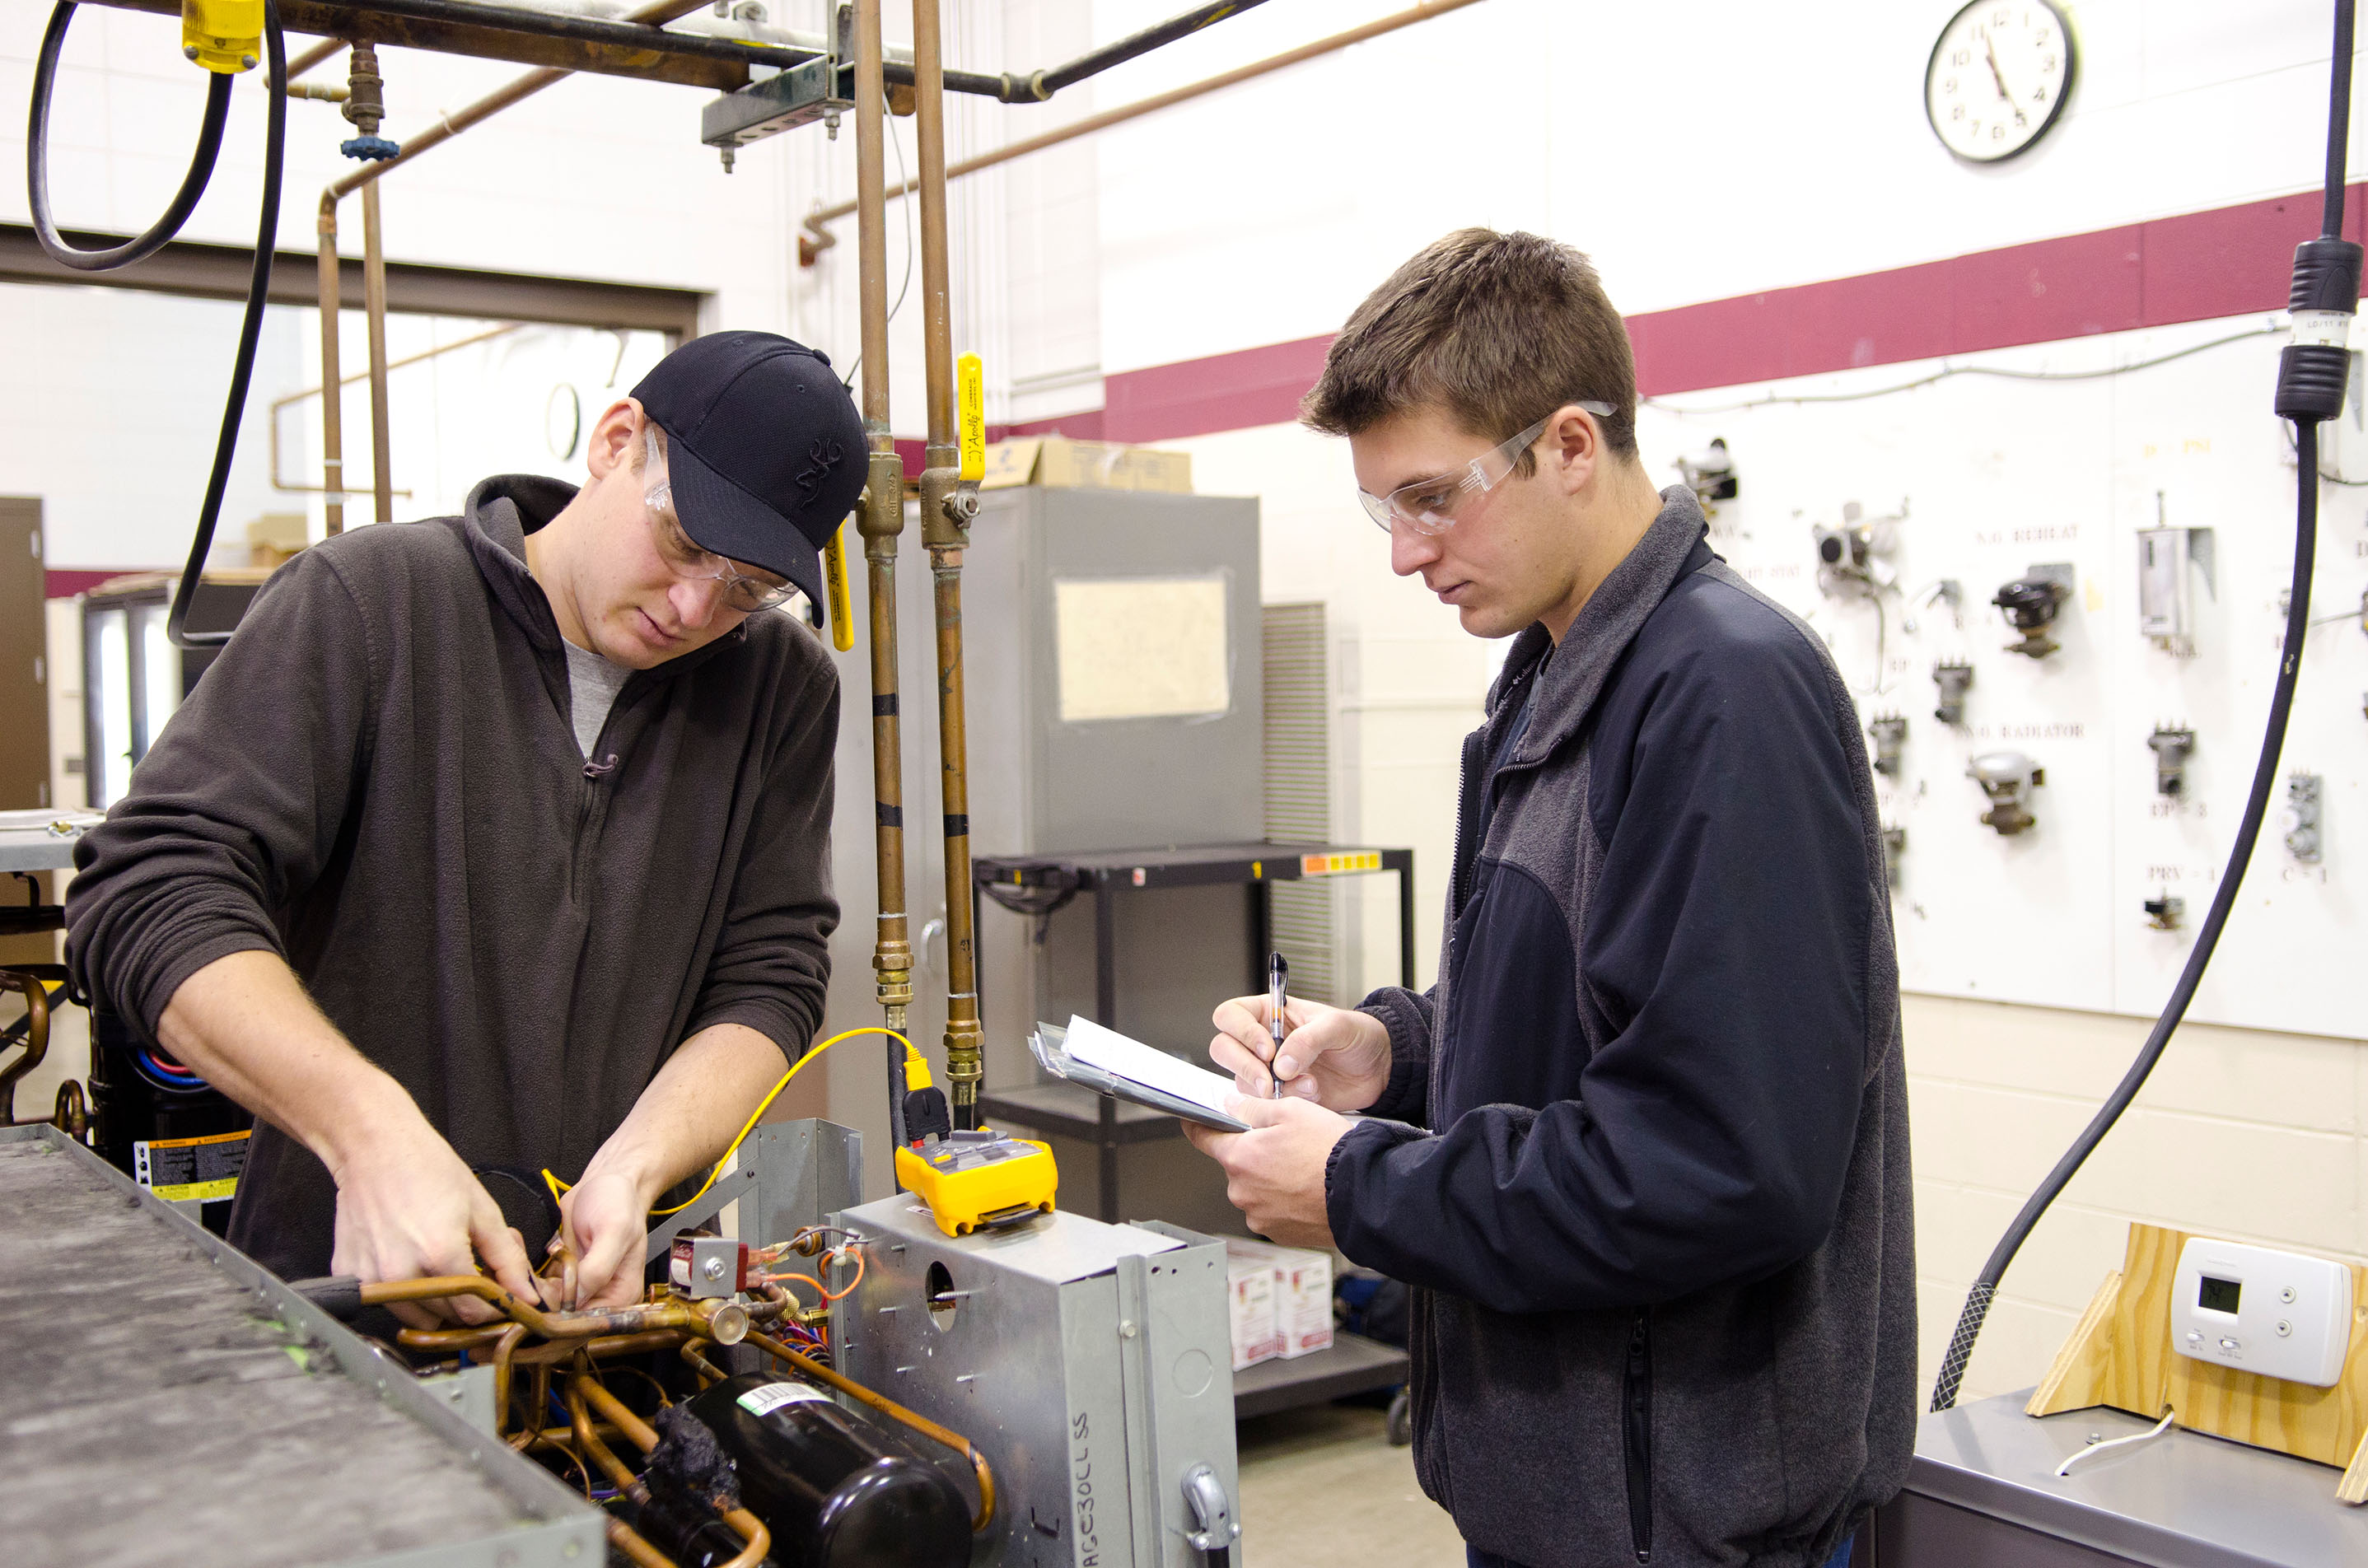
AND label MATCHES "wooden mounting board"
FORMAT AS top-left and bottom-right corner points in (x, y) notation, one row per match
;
(2025, 1222), (2368, 1501)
